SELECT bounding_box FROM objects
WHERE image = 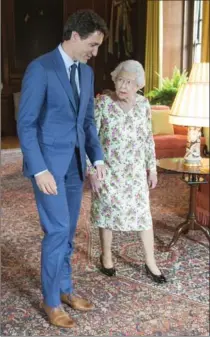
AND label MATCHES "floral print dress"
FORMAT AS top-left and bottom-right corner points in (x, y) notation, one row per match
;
(90, 94), (157, 231)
